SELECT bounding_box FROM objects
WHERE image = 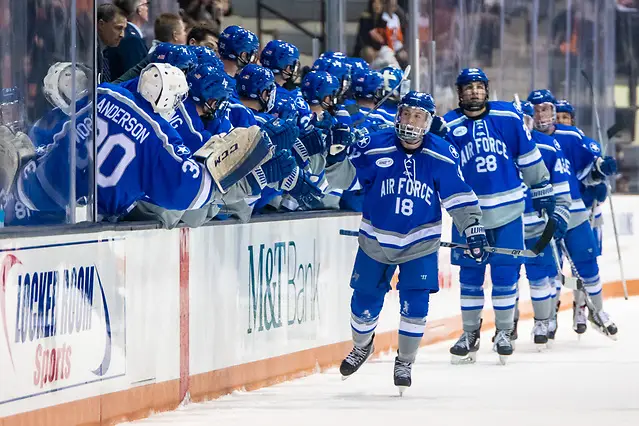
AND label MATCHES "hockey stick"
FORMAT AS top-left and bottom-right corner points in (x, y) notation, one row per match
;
(549, 239), (582, 291)
(558, 240), (597, 314)
(351, 65), (412, 128)
(580, 69), (628, 300)
(338, 229), (541, 258)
